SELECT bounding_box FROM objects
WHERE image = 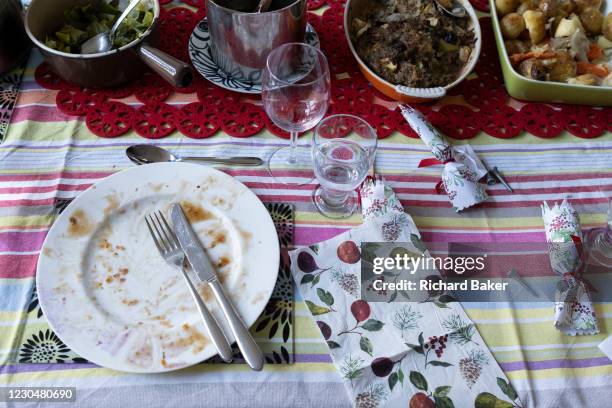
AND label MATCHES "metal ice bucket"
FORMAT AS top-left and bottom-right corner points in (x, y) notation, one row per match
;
(205, 0), (307, 84)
